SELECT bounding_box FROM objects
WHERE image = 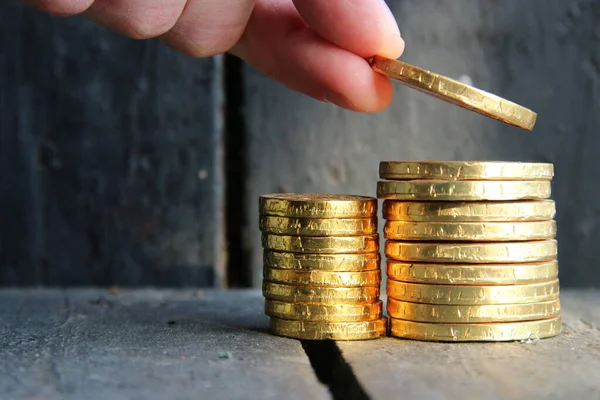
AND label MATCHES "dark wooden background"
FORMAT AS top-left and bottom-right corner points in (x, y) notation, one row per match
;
(1, 0), (599, 288)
